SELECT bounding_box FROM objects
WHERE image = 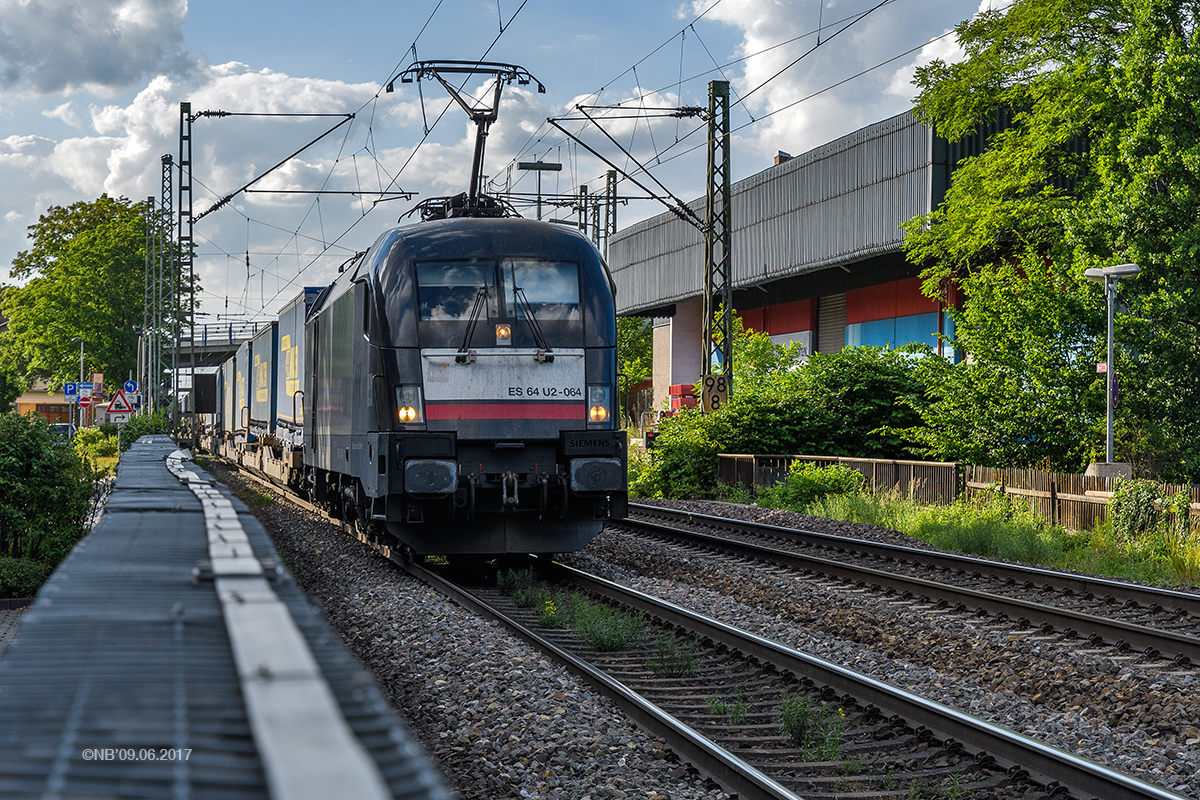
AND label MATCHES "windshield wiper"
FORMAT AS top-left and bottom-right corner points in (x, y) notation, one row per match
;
(513, 286), (554, 362)
(456, 285), (489, 363)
